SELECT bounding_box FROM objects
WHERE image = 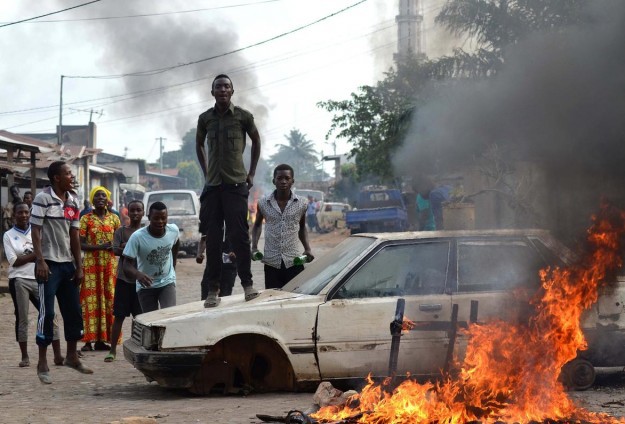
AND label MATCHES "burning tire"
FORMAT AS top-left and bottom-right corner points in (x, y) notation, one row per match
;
(561, 358), (596, 391)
